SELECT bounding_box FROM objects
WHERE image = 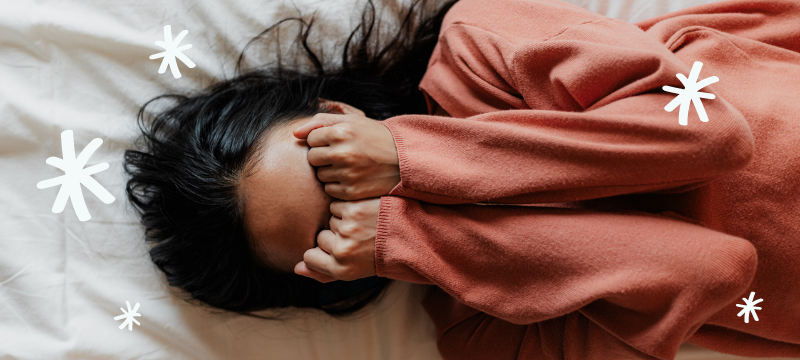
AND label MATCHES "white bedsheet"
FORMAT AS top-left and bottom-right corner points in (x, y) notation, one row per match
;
(4, 0), (772, 359)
